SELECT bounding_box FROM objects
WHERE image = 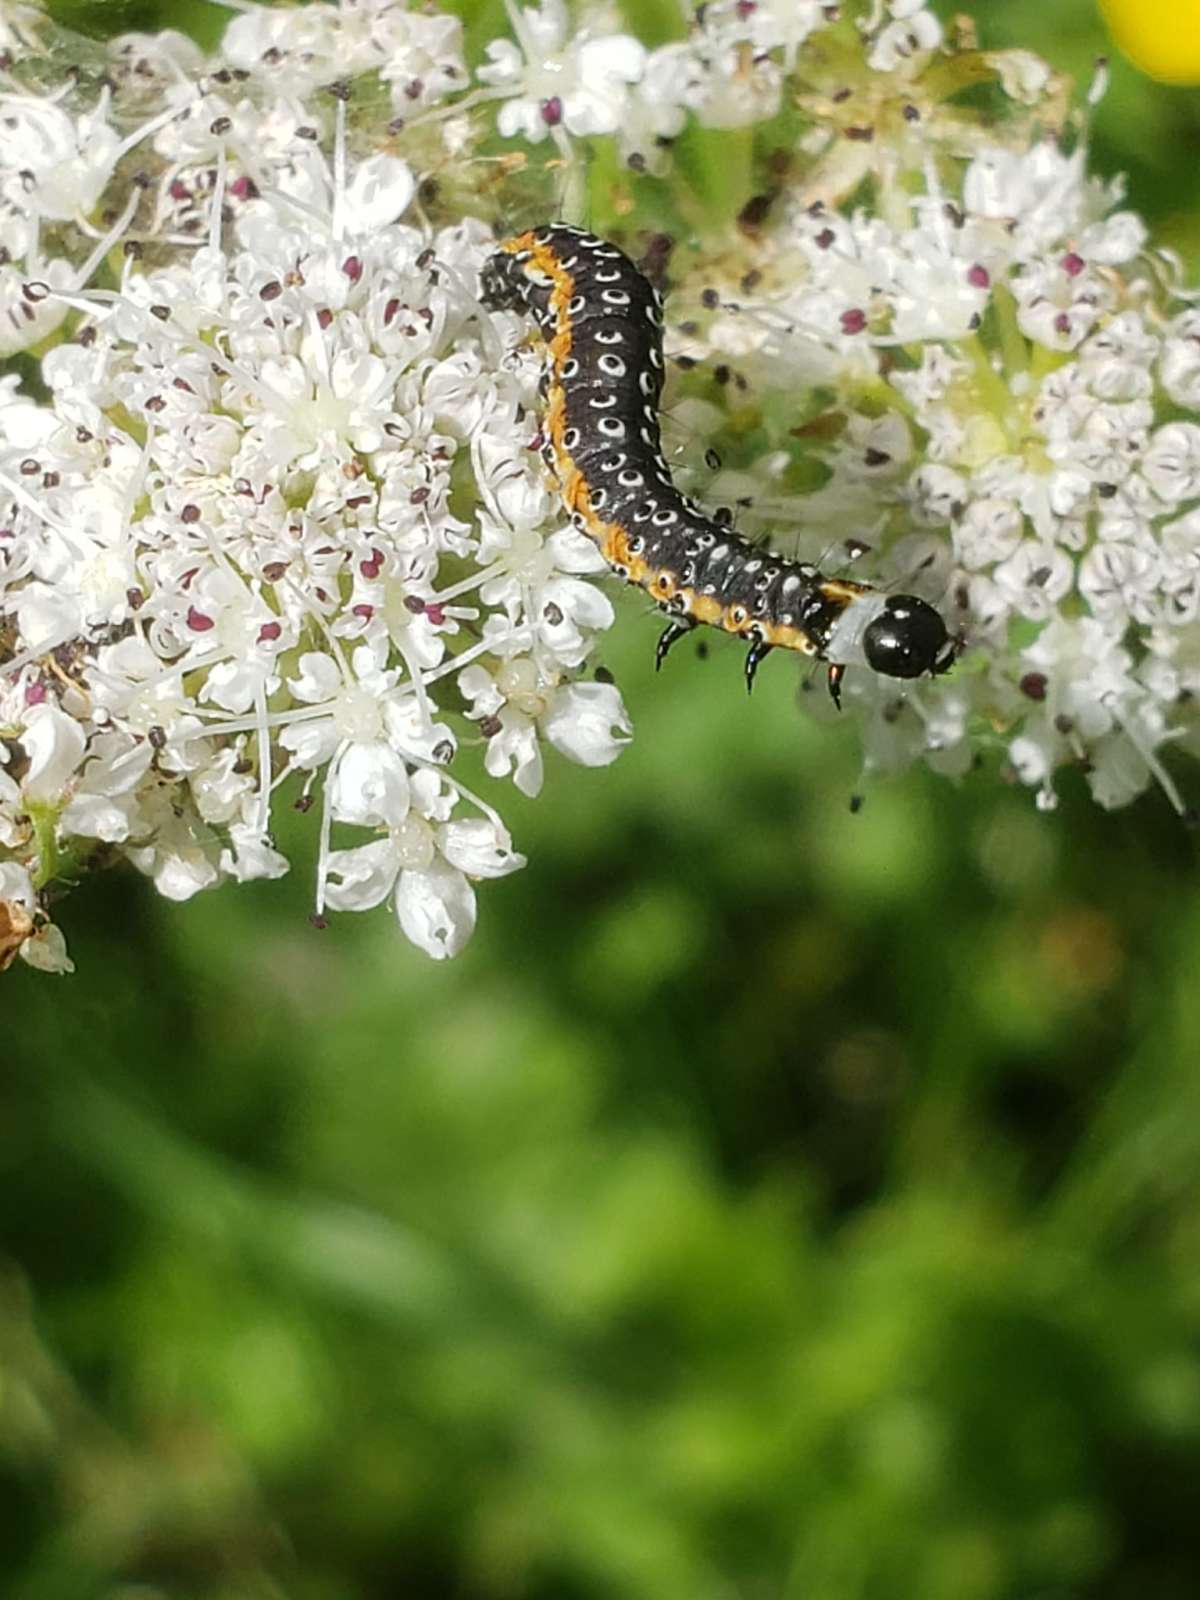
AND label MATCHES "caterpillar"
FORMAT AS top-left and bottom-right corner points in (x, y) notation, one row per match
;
(480, 224), (956, 704)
